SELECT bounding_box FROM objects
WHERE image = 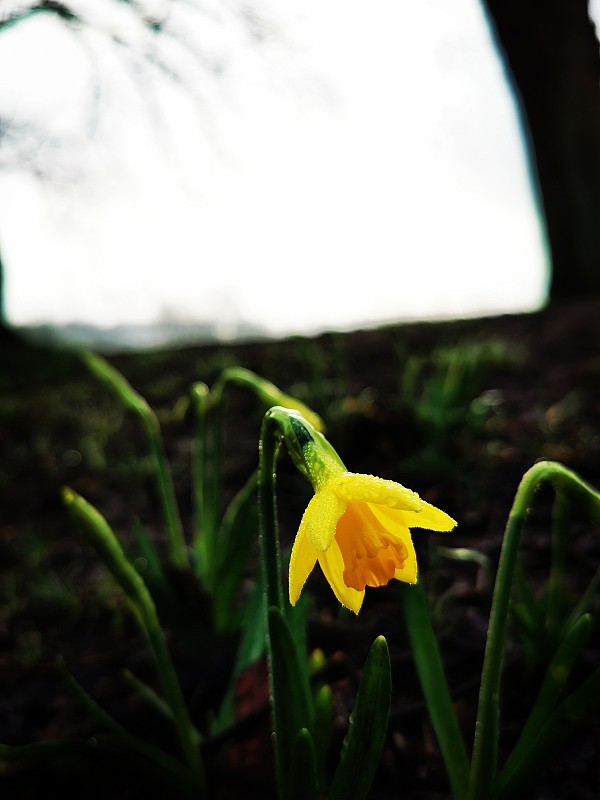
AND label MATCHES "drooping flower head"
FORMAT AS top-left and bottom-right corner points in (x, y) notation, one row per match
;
(269, 407), (456, 614)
